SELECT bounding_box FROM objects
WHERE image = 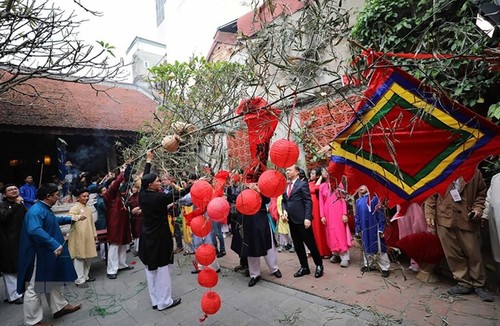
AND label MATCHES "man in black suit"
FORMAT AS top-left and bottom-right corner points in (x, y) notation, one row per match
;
(282, 165), (324, 278)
